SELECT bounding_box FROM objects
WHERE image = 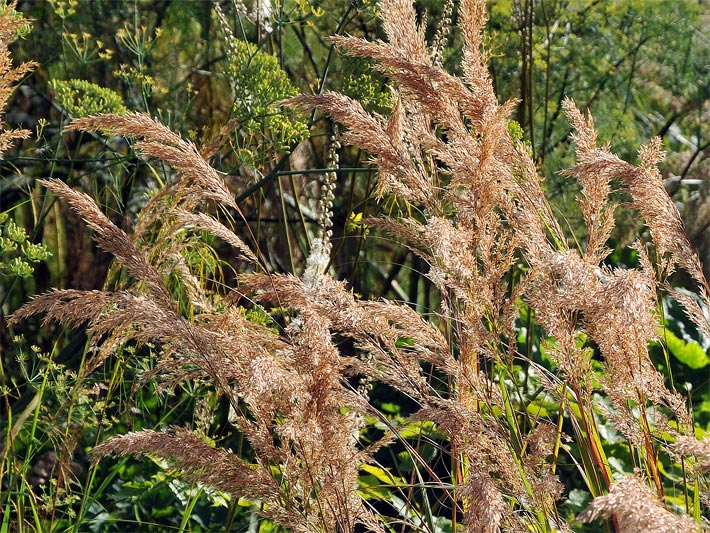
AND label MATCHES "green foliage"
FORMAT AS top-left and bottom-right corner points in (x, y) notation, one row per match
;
(0, 211), (50, 278)
(341, 66), (393, 115)
(50, 79), (128, 117)
(663, 328), (710, 370)
(225, 38), (309, 153)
